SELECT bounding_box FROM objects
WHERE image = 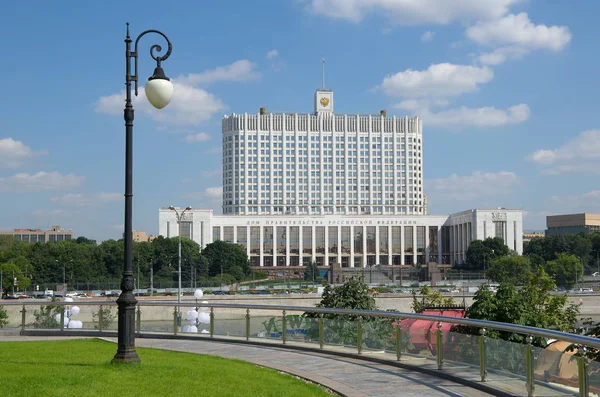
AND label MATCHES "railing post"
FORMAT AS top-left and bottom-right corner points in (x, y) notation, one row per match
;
(136, 306), (141, 333)
(282, 310), (287, 344)
(436, 322), (443, 370)
(20, 305), (26, 332)
(357, 320), (362, 355)
(525, 335), (535, 397)
(209, 307), (214, 337)
(173, 306), (178, 336)
(318, 315), (324, 349)
(395, 321), (402, 361)
(245, 308), (250, 341)
(60, 307), (65, 331)
(479, 328), (487, 382)
(98, 305), (104, 332)
(577, 347), (589, 397)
